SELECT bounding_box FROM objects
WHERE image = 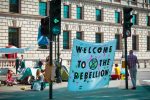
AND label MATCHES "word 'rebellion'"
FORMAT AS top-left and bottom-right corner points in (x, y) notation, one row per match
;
(74, 69), (109, 80)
